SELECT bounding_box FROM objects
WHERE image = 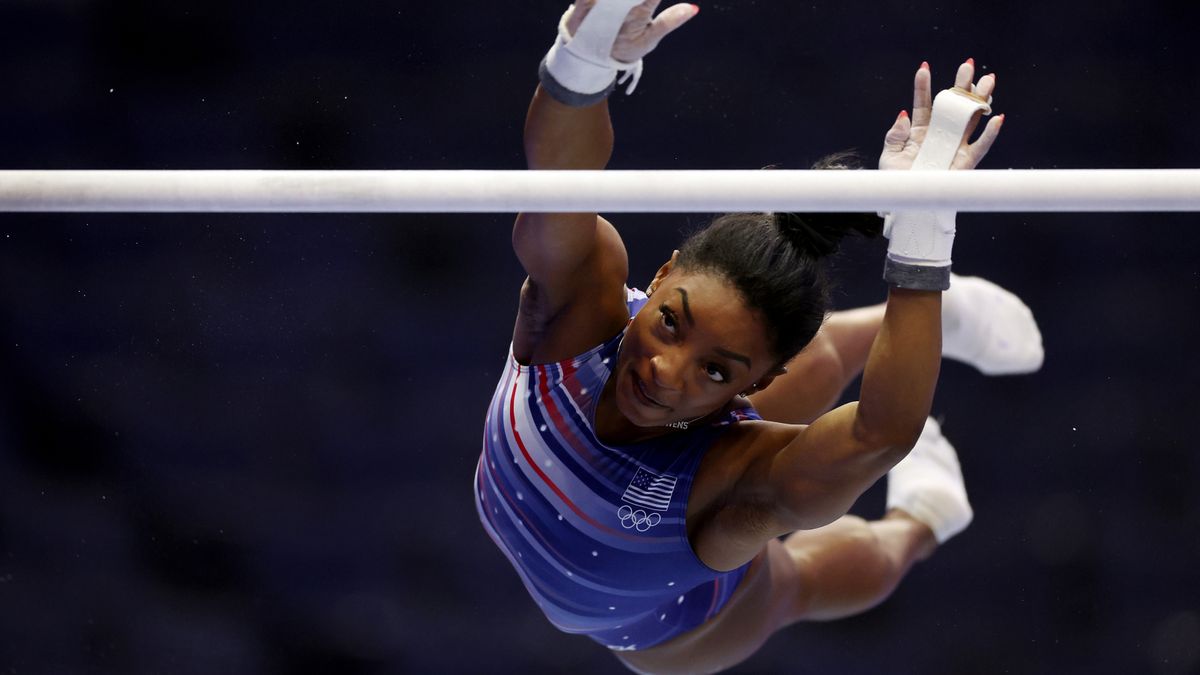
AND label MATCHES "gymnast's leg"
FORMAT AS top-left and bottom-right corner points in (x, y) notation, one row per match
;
(619, 516), (939, 675)
(778, 511), (936, 621)
(618, 420), (969, 675)
(750, 274), (1045, 424)
(783, 417), (971, 623)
